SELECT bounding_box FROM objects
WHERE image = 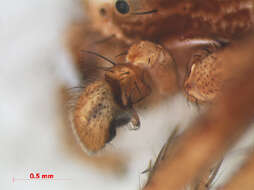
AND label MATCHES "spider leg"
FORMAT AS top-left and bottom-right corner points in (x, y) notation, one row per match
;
(144, 35), (254, 190)
(220, 150), (254, 190)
